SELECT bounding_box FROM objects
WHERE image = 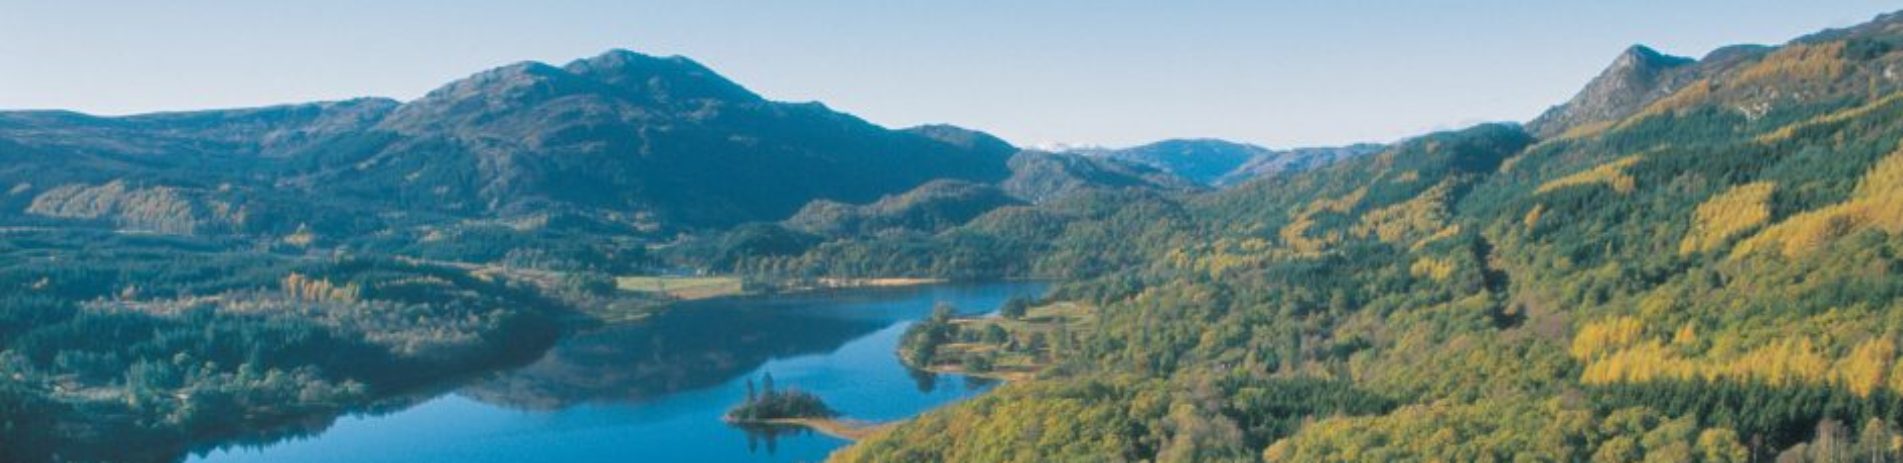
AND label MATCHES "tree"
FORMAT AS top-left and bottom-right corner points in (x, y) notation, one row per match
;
(1000, 297), (1030, 320)
(931, 302), (956, 324)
